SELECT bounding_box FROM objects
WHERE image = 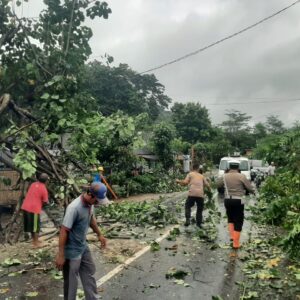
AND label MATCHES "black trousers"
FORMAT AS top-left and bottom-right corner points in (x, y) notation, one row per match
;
(185, 196), (204, 226)
(224, 198), (244, 232)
